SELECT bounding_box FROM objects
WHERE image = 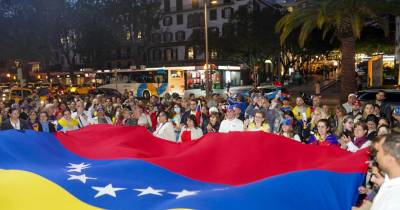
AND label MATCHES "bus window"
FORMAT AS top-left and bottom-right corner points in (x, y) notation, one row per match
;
(171, 70), (183, 78)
